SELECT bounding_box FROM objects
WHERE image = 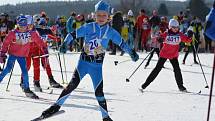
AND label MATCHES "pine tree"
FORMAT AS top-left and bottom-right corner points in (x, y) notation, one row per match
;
(188, 0), (210, 20)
